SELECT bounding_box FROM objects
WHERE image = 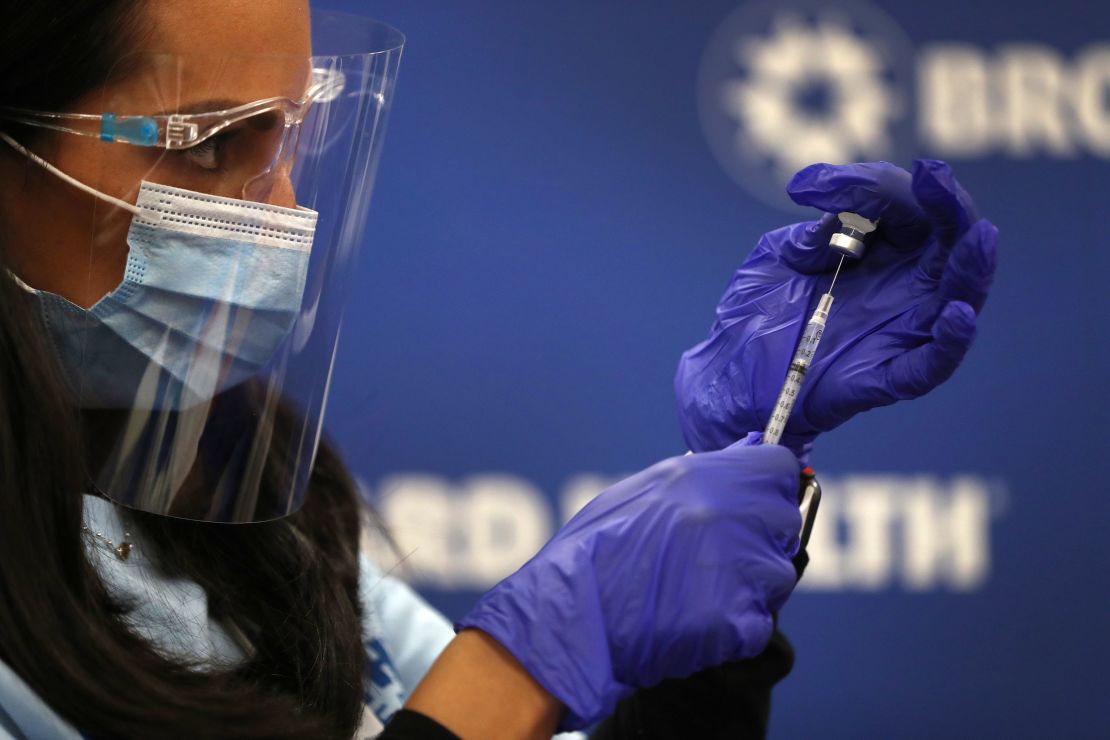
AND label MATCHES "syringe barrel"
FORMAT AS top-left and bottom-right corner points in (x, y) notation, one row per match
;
(763, 294), (833, 445)
(792, 294), (832, 364)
